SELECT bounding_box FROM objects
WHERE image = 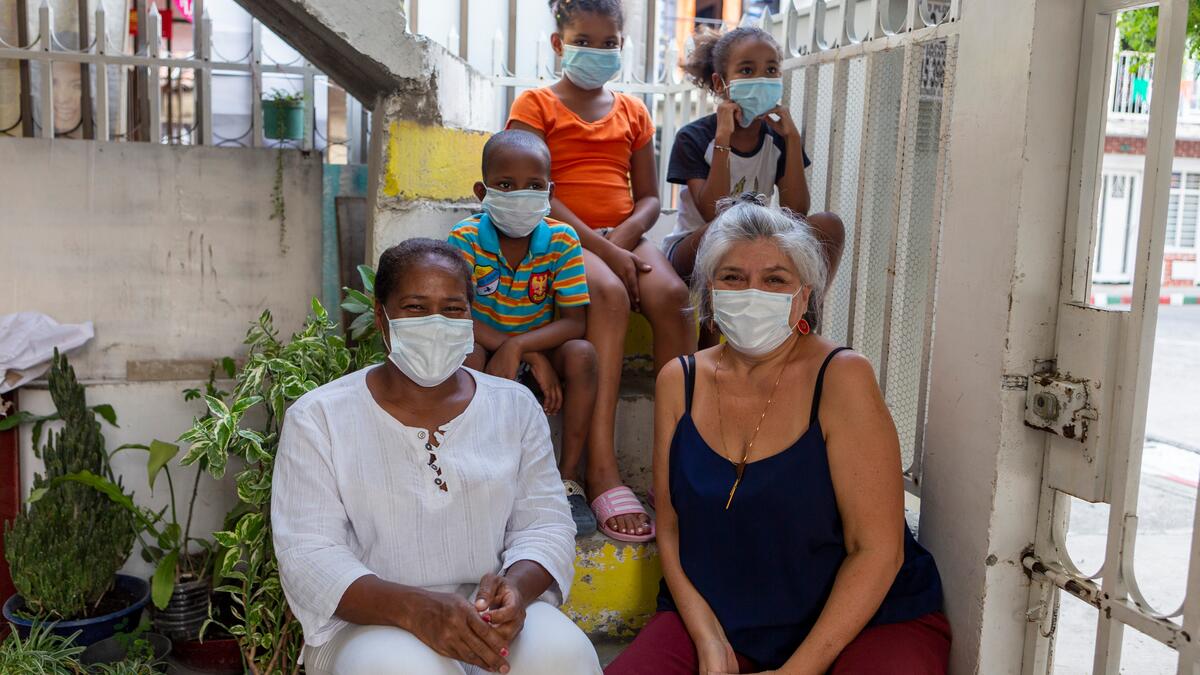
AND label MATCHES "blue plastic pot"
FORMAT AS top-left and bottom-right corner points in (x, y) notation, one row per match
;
(2, 574), (151, 646)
